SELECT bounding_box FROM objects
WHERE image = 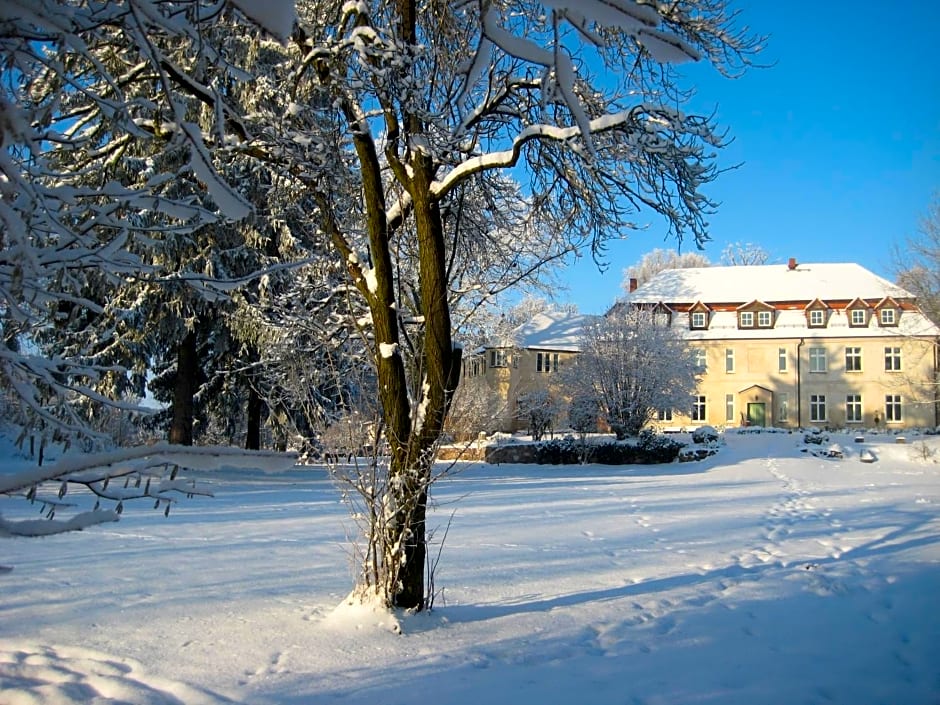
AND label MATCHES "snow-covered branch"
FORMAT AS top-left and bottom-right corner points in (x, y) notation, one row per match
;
(1, 442), (298, 537)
